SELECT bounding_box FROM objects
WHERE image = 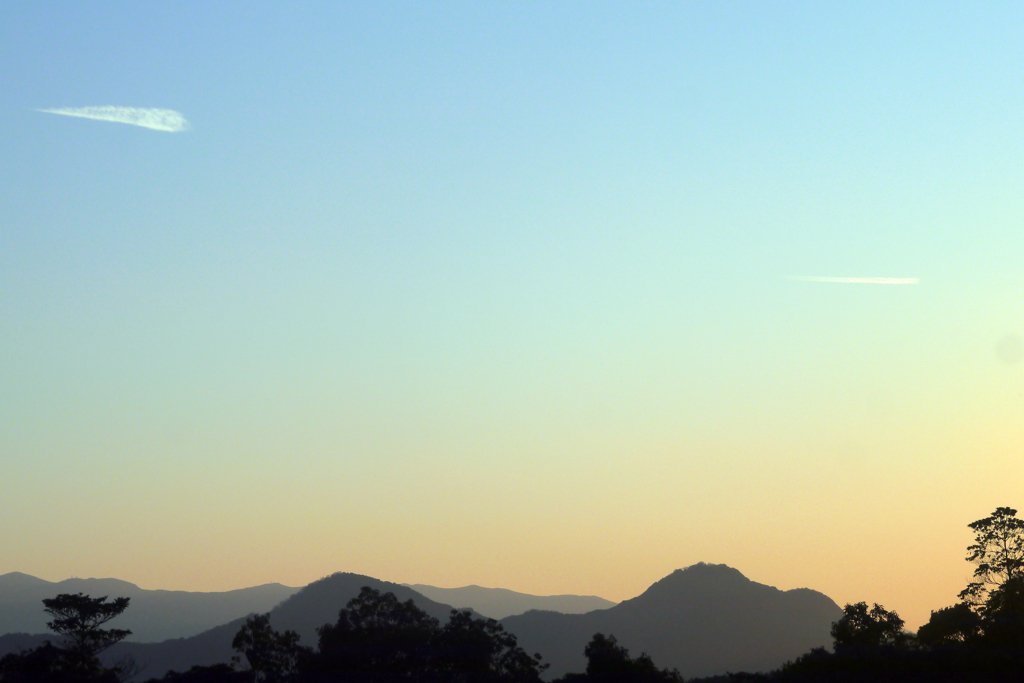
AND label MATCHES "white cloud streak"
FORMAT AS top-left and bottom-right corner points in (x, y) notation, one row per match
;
(38, 106), (190, 132)
(790, 276), (919, 285)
